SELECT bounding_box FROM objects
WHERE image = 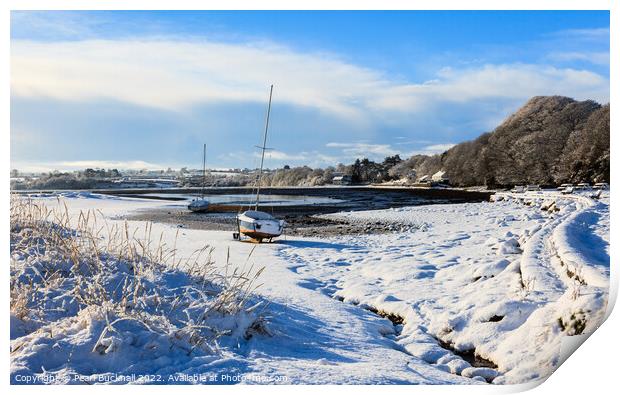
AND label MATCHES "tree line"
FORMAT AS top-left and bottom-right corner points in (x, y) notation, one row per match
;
(12, 96), (610, 190)
(392, 96), (610, 187)
(257, 96), (609, 188)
